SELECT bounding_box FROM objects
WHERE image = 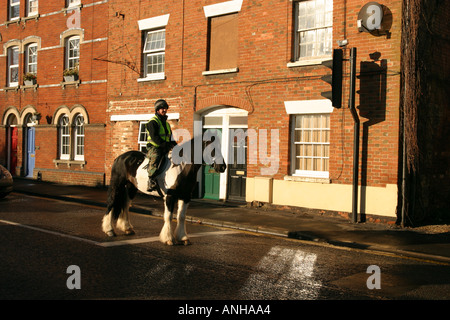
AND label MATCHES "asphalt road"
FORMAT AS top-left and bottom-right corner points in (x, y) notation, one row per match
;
(1, 193), (449, 306)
